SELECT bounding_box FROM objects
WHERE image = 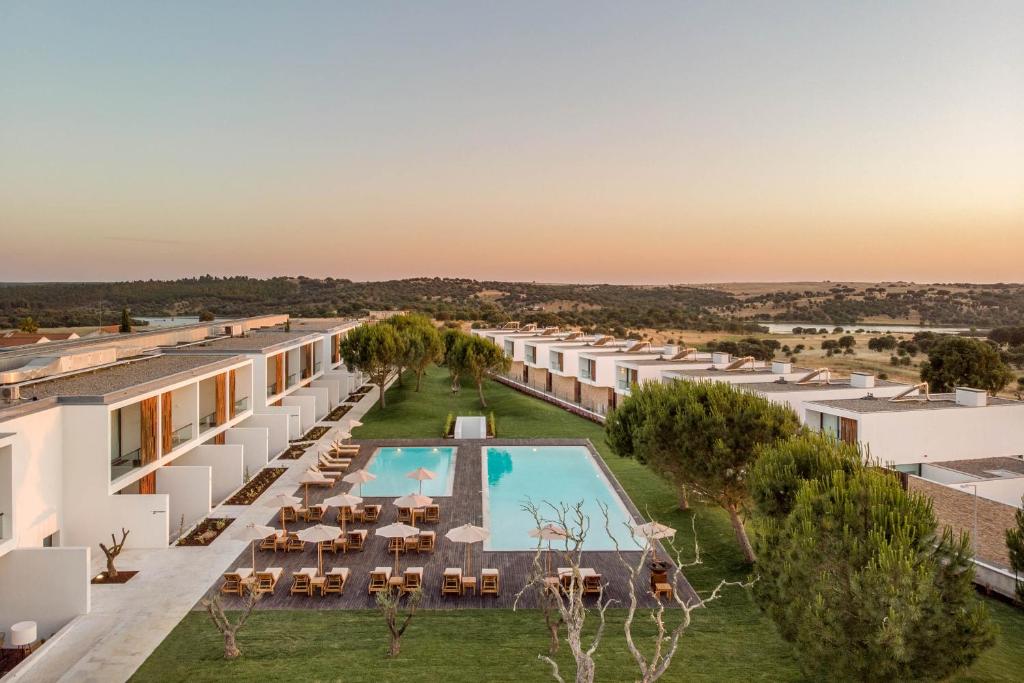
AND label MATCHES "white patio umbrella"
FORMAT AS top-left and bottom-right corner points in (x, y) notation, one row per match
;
(323, 492), (363, 536)
(299, 471), (329, 508)
(263, 493), (302, 532)
(405, 467), (436, 494)
(393, 493), (433, 509)
(445, 523), (490, 574)
(296, 524), (342, 576)
(236, 522), (275, 574)
(631, 522), (676, 563)
(529, 523), (569, 576)
(376, 522), (420, 574)
(343, 469), (376, 496)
